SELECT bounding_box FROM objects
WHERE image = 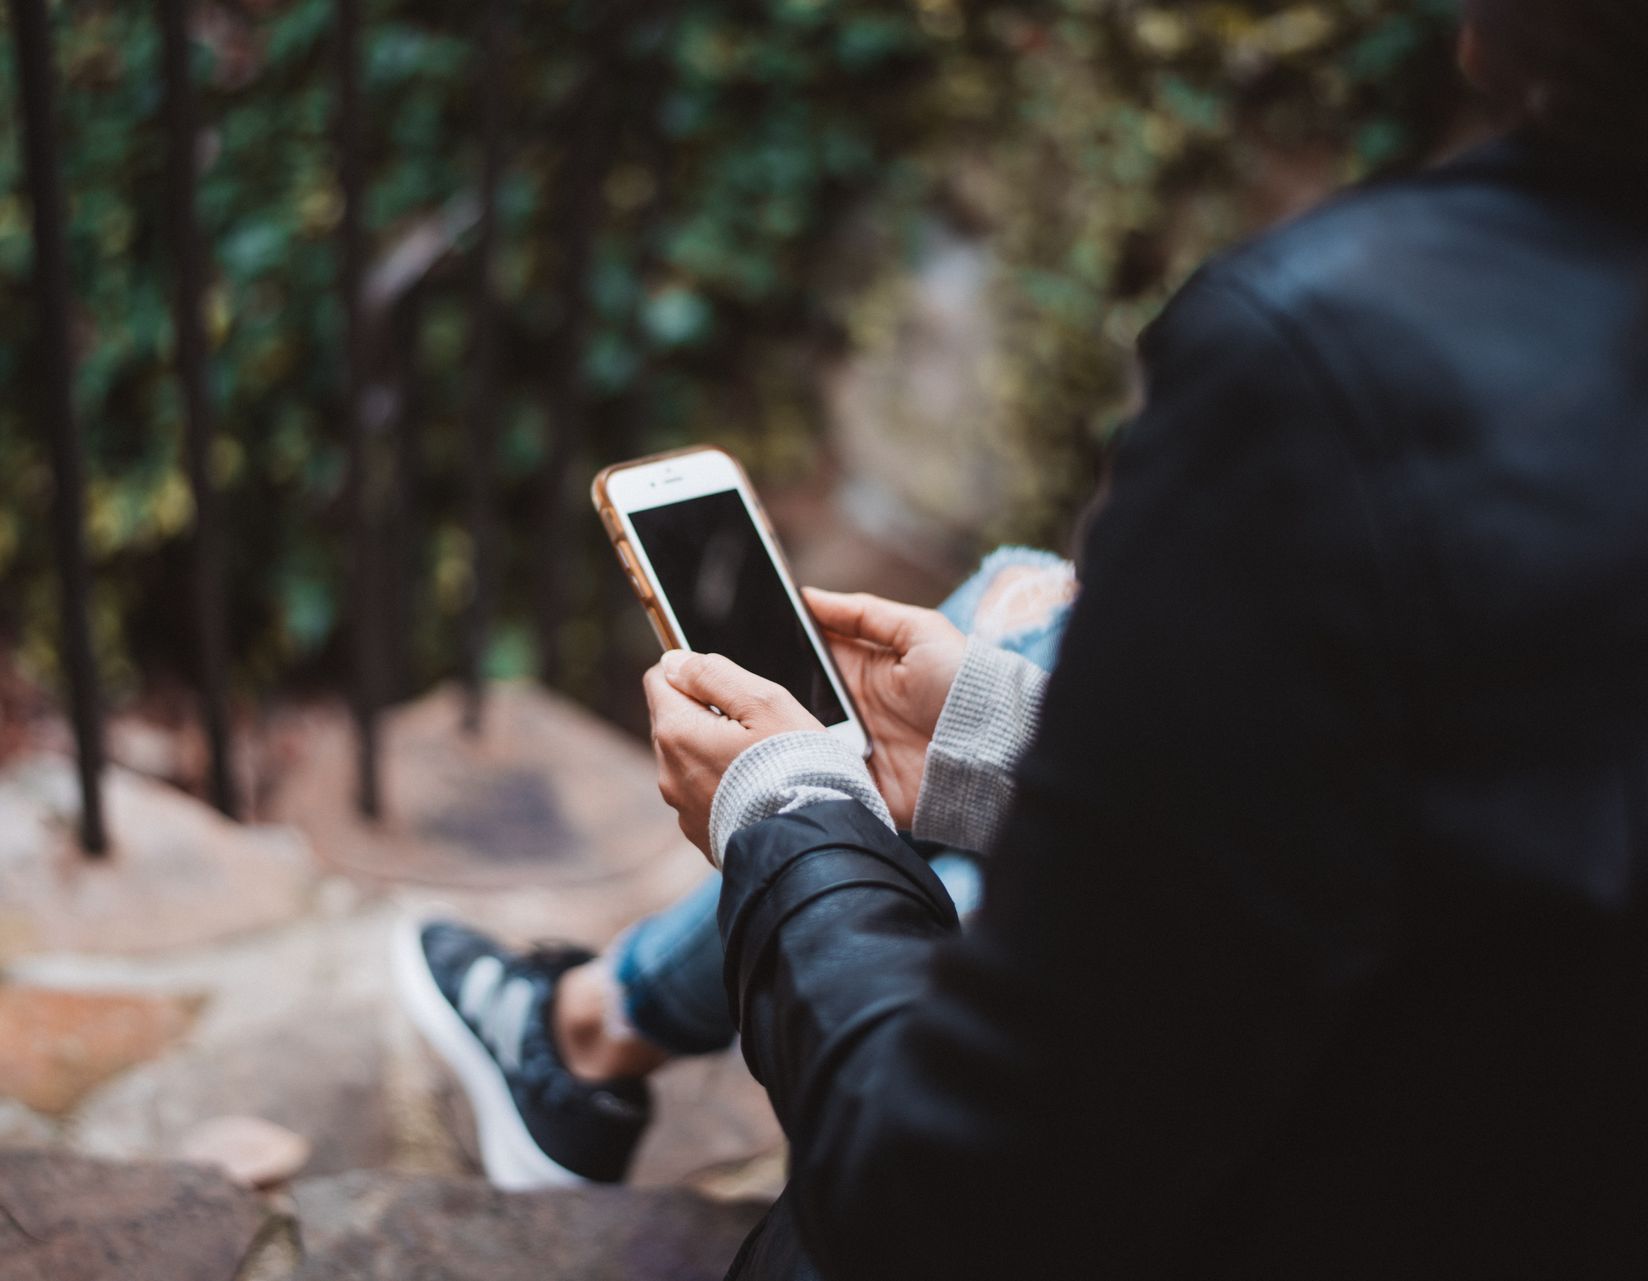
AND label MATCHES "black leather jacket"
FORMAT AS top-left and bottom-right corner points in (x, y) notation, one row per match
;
(718, 136), (1648, 1280)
